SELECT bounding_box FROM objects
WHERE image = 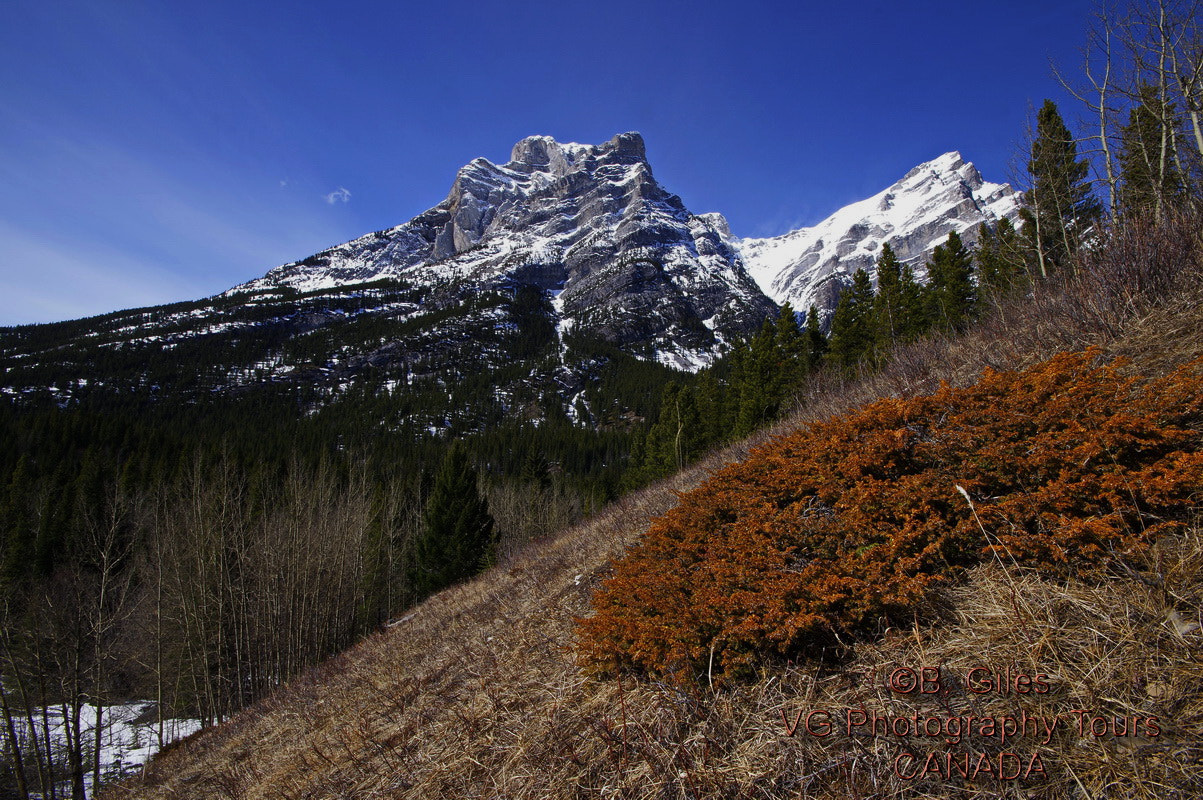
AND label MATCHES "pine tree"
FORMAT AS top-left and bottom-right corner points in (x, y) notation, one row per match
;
(773, 302), (806, 395)
(1, 457), (34, 588)
(356, 487), (393, 630)
(826, 269), (875, 373)
(1118, 83), (1188, 220)
(692, 368), (724, 448)
(803, 306), (828, 371)
(925, 231), (976, 331)
(1022, 99), (1102, 276)
(34, 464), (71, 576)
(872, 244), (910, 355)
(974, 219), (1027, 299)
(720, 338), (748, 434)
(408, 443), (495, 599)
(735, 320), (779, 436)
(519, 448), (552, 490)
(623, 429), (649, 489)
(640, 382), (704, 477)
(898, 264), (926, 339)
